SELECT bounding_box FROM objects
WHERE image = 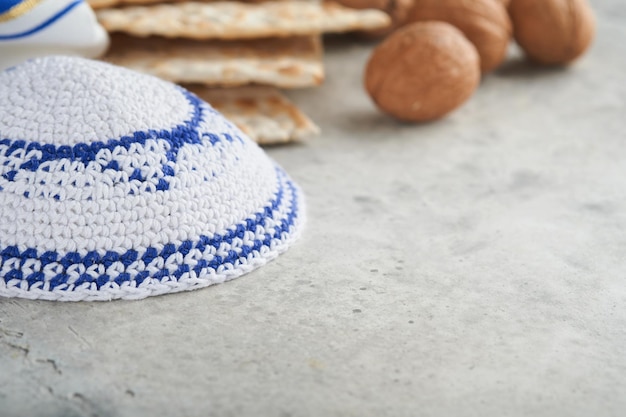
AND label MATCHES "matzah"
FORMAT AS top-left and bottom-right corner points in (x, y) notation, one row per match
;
(96, 1), (391, 40)
(191, 86), (320, 145)
(103, 34), (324, 88)
(89, 0), (276, 9)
